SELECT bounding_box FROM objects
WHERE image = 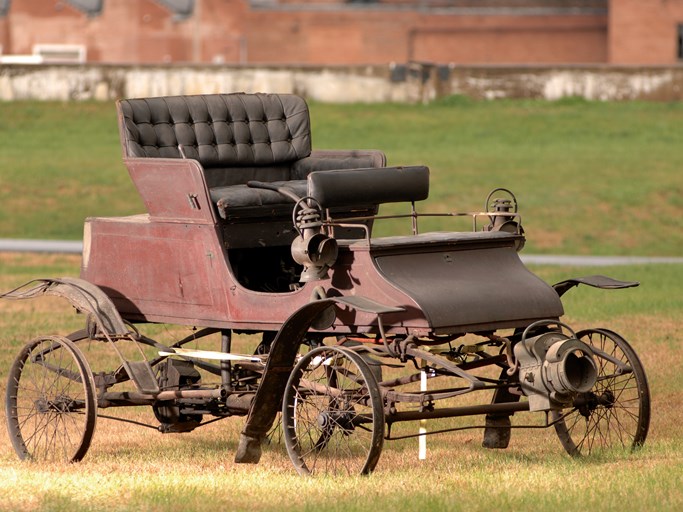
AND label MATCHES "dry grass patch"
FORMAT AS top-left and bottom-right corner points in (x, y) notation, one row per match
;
(0, 255), (681, 511)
